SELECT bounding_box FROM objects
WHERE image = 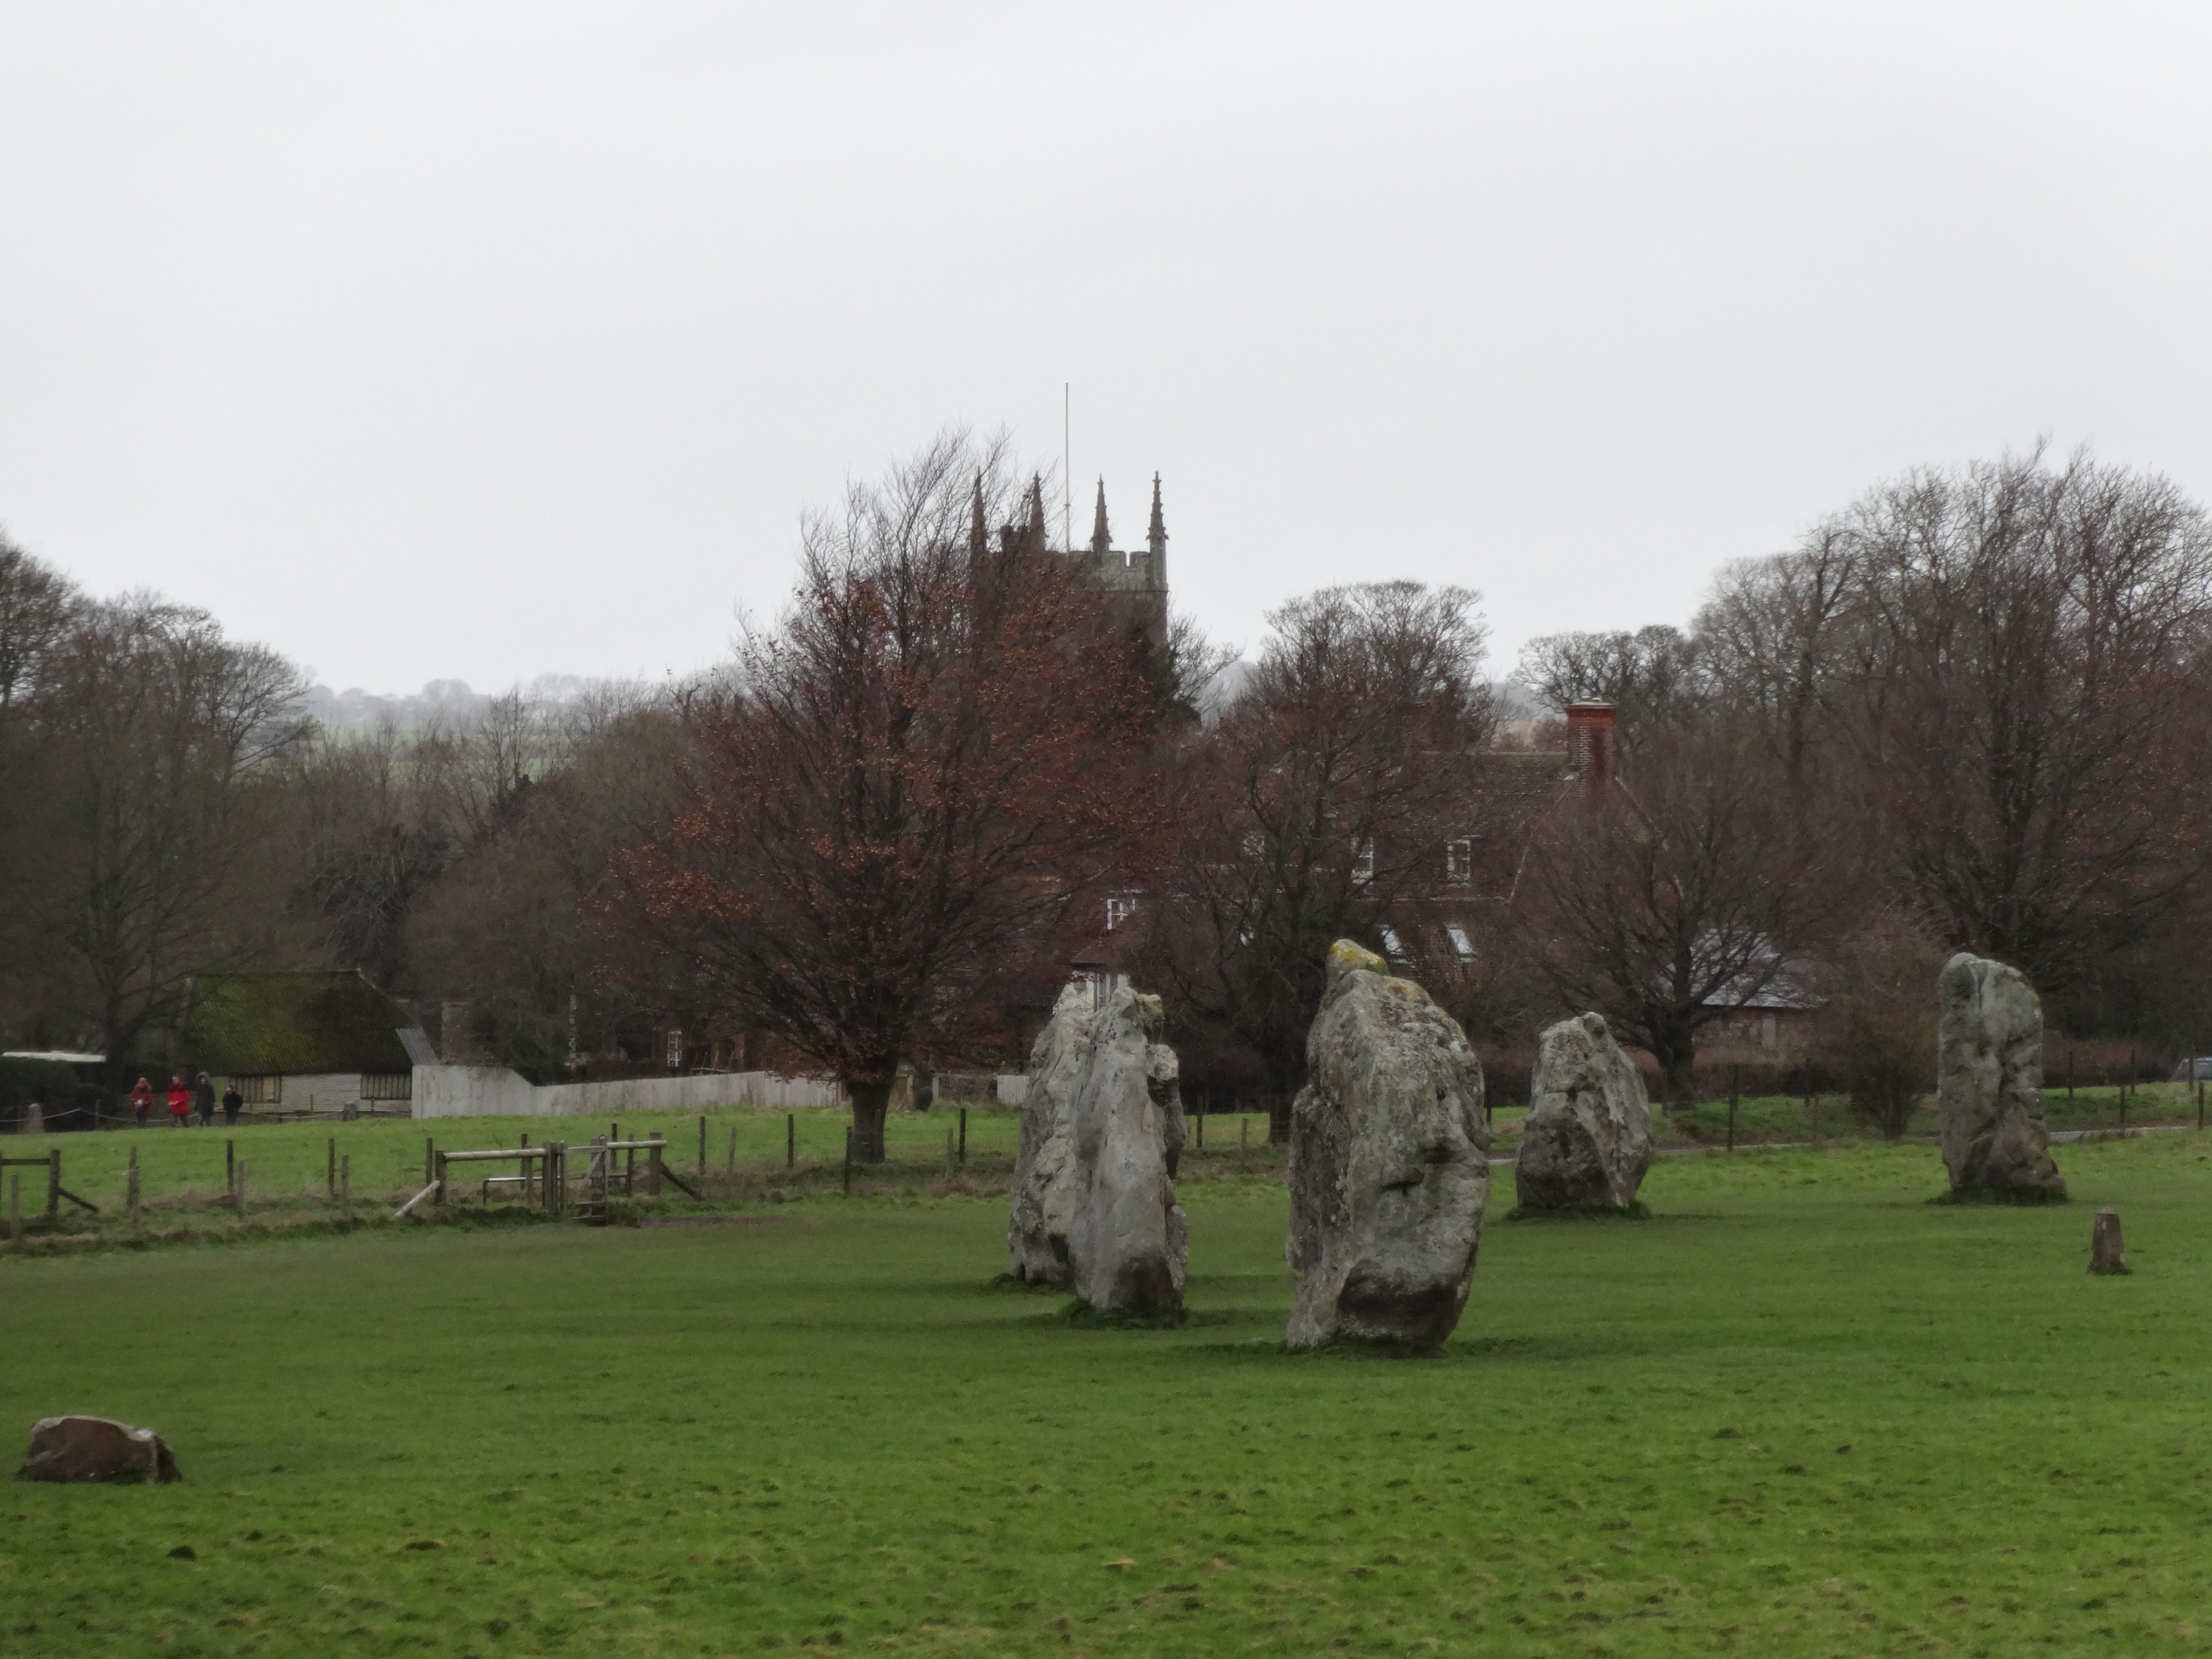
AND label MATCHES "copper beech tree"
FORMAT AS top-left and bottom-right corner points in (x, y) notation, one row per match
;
(627, 437), (1156, 1161)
